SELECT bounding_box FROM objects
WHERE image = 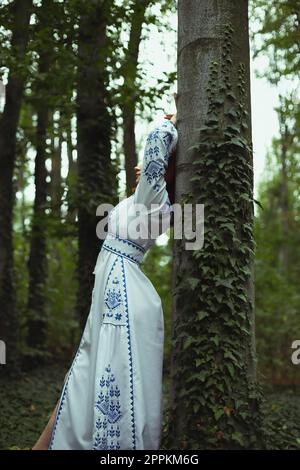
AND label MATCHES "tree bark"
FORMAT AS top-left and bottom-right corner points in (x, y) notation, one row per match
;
(50, 113), (62, 219)
(76, 0), (117, 327)
(278, 109), (292, 272)
(66, 116), (77, 225)
(168, 0), (262, 449)
(26, 103), (48, 352)
(122, 0), (150, 196)
(0, 0), (33, 369)
(26, 0), (53, 354)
